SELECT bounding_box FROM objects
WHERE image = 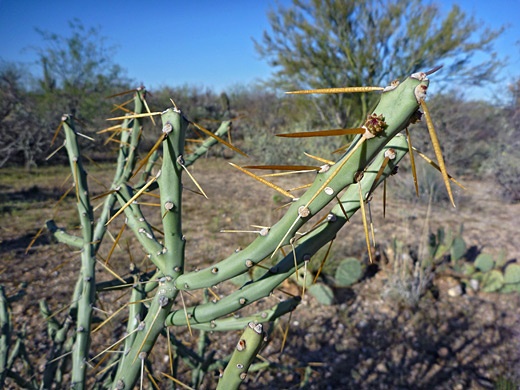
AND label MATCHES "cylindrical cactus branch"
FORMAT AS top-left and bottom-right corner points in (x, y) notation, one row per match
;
(158, 108), (189, 276)
(40, 300), (73, 389)
(61, 116), (96, 388)
(190, 297), (301, 331)
(119, 88), (145, 181)
(93, 89), (146, 252)
(43, 91), (146, 387)
(113, 183), (165, 264)
(174, 75), (428, 291)
(45, 220), (84, 248)
(47, 89), (145, 253)
(43, 91), (235, 388)
(0, 285), (10, 388)
(1, 285), (38, 389)
(109, 107), (219, 388)
(112, 276), (148, 383)
(110, 277), (177, 389)
(216, 322), (265, 390)
(165, 135), (409, 327)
